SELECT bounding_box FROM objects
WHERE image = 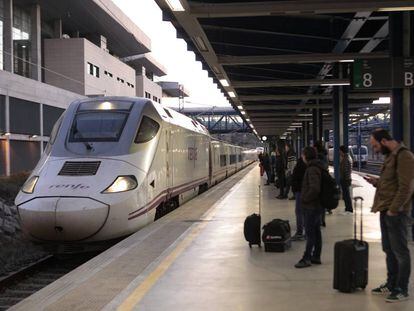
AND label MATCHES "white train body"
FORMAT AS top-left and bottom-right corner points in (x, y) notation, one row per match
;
(15, 97), (255, 245)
